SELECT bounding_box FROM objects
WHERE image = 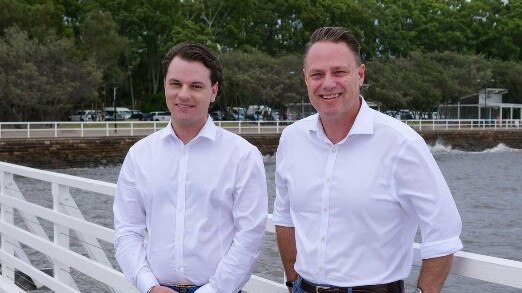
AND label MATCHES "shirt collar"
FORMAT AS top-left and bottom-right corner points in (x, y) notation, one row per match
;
(307, 96), (374, 140)
(159, 115), (217, 142)
(349, 97), (374, 136)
